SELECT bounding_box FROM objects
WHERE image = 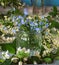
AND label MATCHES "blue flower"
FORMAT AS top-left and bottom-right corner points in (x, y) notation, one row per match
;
(24, 8), (28, 16)
(26, 19), (31, 23)
(30, 22), (34, 26)
(35, 28), (42, 32)
(18, 23), (21, 27)
(18, 16), (23, 19)
(45, 23), (49, 28)
(16, 16), (23, 20)
(39, 21), (43, 25)
(12, 29), (16, 34)
(21, 19), (25, 24)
